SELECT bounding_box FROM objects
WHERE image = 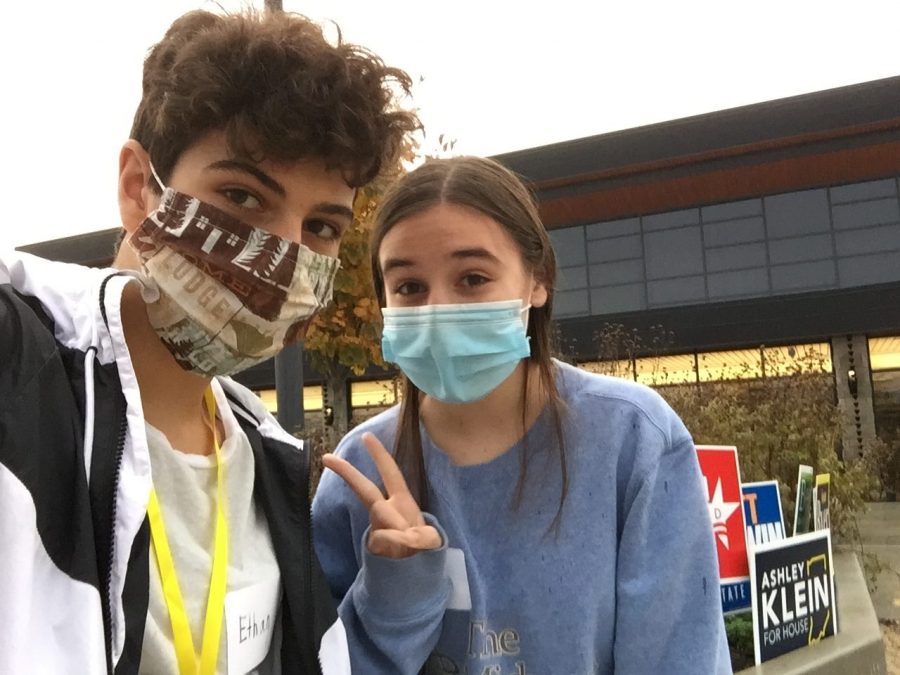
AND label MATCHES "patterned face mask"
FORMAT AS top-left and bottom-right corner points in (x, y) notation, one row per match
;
(128, 171), (341, 377)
